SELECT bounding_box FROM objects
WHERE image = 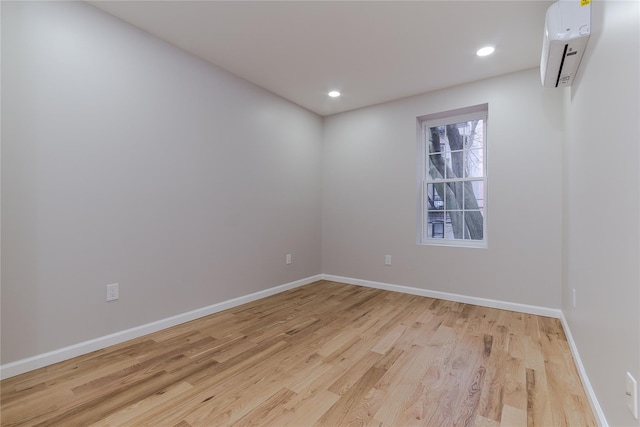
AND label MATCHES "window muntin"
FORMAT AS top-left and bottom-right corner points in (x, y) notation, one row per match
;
(418, 106), (487, 247)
